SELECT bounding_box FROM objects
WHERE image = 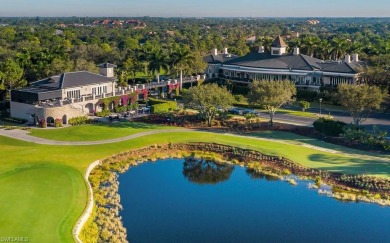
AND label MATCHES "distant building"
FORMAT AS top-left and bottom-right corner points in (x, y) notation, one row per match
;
(307, 19), (320, 25)
(246, 36), (256, 44)
(54, 29), (64, 36)
(205, 36), (362, 89)
(92, 19), (146, 28)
